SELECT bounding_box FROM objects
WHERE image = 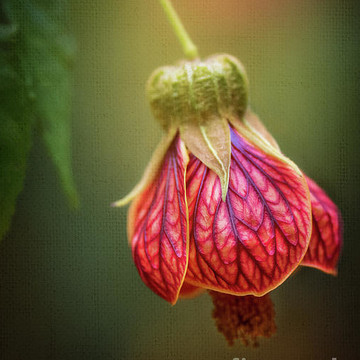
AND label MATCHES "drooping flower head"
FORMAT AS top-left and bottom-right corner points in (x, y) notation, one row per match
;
(113, 54), (342, 346)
